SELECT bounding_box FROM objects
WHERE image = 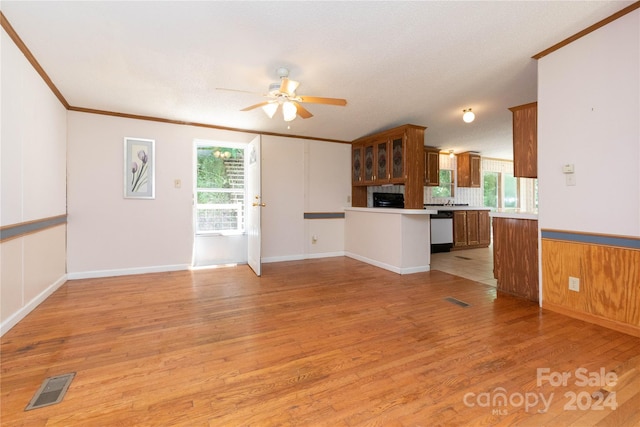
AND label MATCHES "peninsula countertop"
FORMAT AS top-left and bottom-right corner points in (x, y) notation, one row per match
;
(425, 206), (492, 211)
(490, 209), (538, 220)
(345, 207), (437, 215)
